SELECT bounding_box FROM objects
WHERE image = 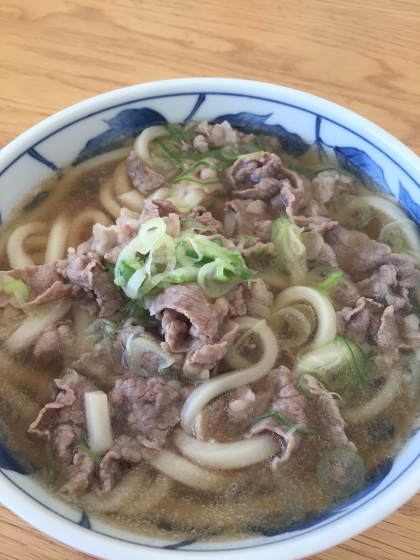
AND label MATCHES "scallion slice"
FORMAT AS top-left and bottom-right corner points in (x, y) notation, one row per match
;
(317, 450), (364, 497)
(334, 194), (372, 229)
